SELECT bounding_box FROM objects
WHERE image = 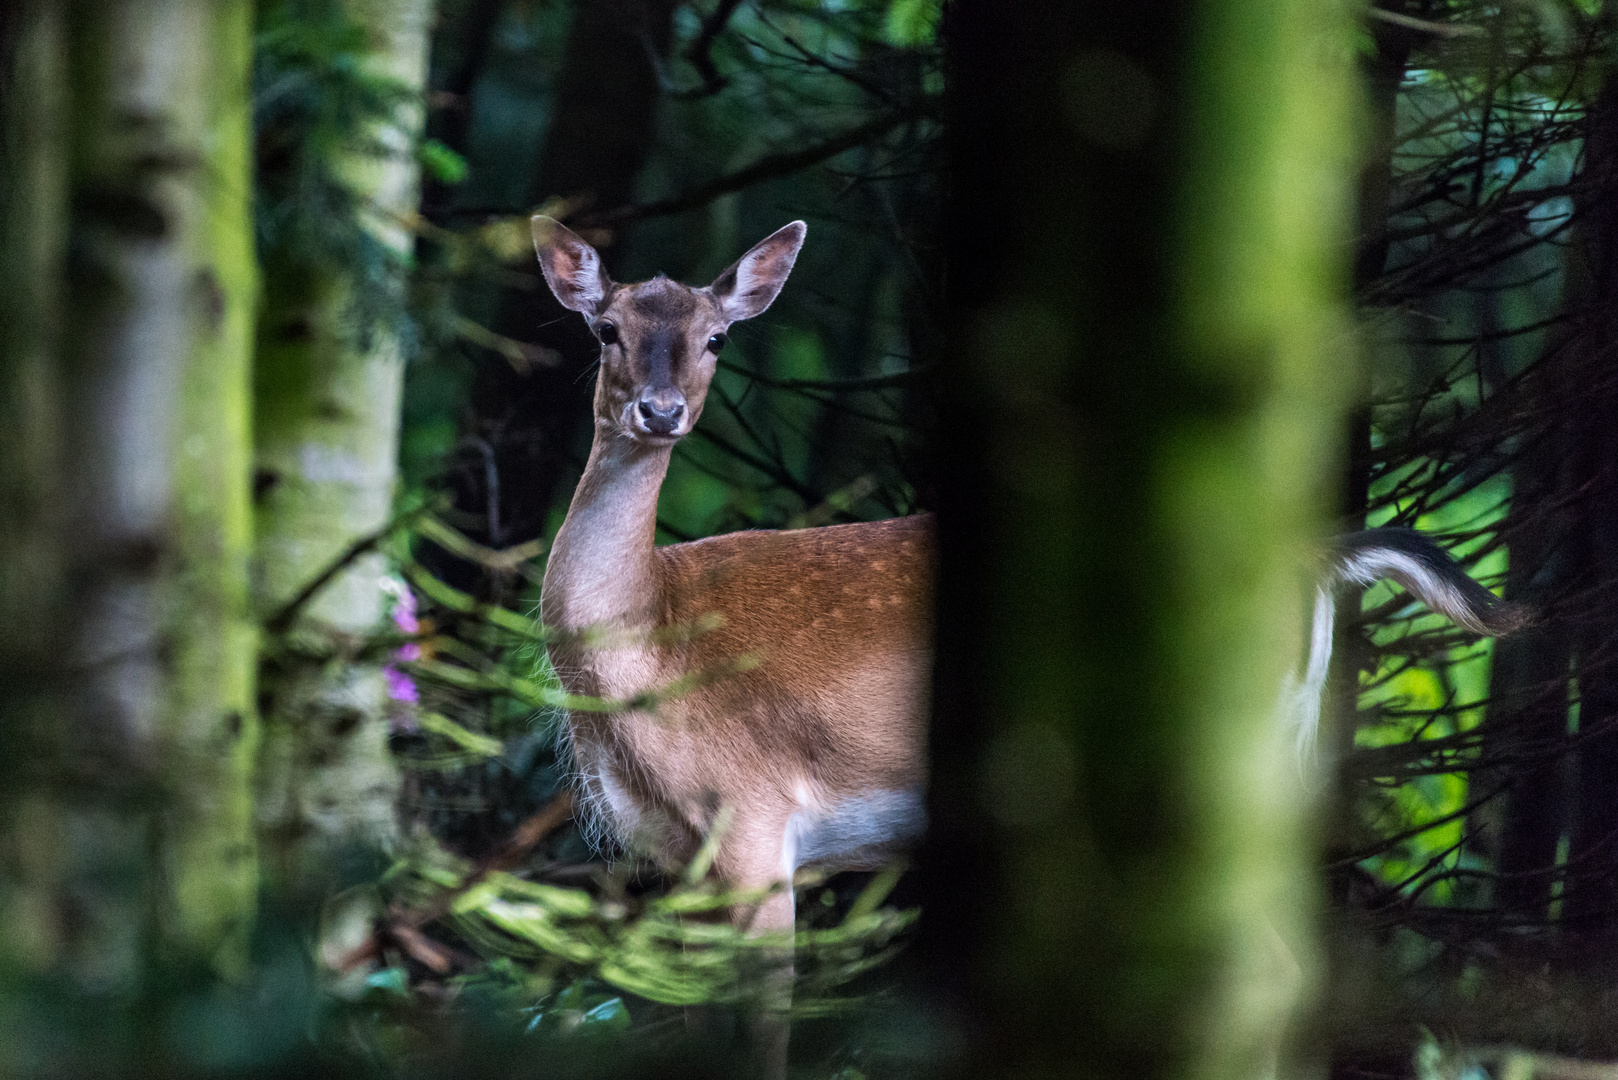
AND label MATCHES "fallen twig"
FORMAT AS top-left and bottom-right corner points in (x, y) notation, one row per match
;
(333, 790), (576, 975)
